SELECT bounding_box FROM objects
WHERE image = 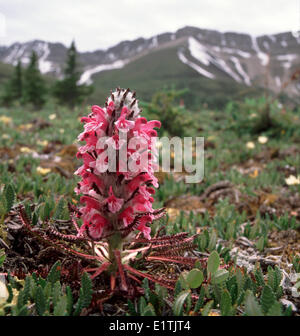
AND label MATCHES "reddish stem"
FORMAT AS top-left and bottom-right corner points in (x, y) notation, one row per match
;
(114, 250), (128, 291)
